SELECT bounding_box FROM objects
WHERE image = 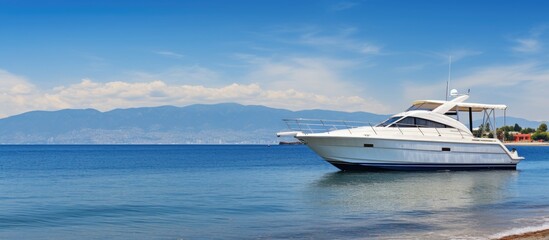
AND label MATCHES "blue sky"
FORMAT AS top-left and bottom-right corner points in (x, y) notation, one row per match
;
(0, 0), (548, 120)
